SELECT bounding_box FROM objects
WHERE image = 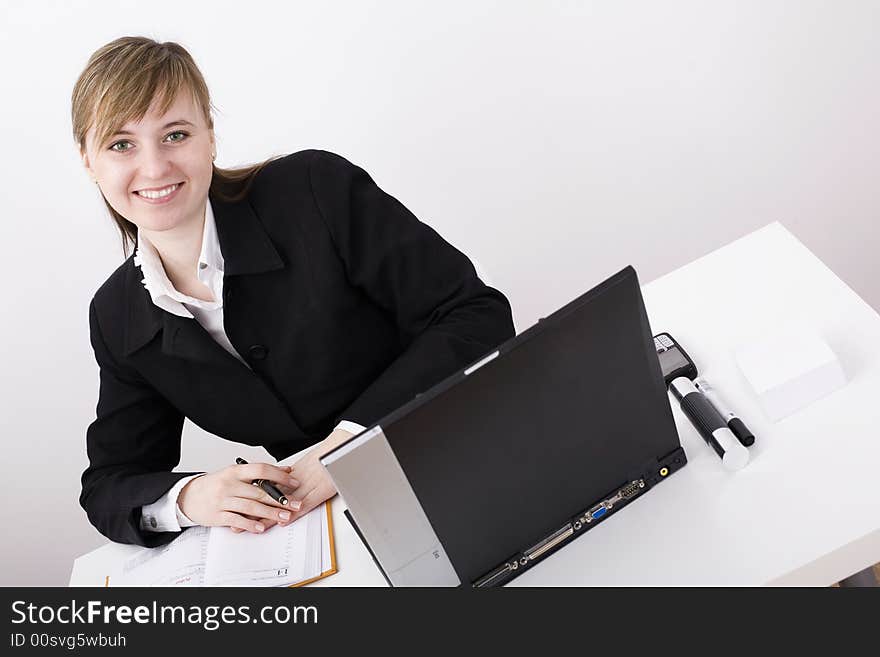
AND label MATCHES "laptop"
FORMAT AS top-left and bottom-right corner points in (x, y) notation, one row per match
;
(319, 266), (686, 587)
